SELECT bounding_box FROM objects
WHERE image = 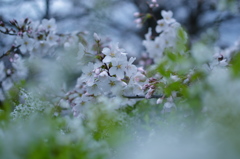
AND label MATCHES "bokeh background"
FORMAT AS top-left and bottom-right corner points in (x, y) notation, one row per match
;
(1, 1), (240, 159)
